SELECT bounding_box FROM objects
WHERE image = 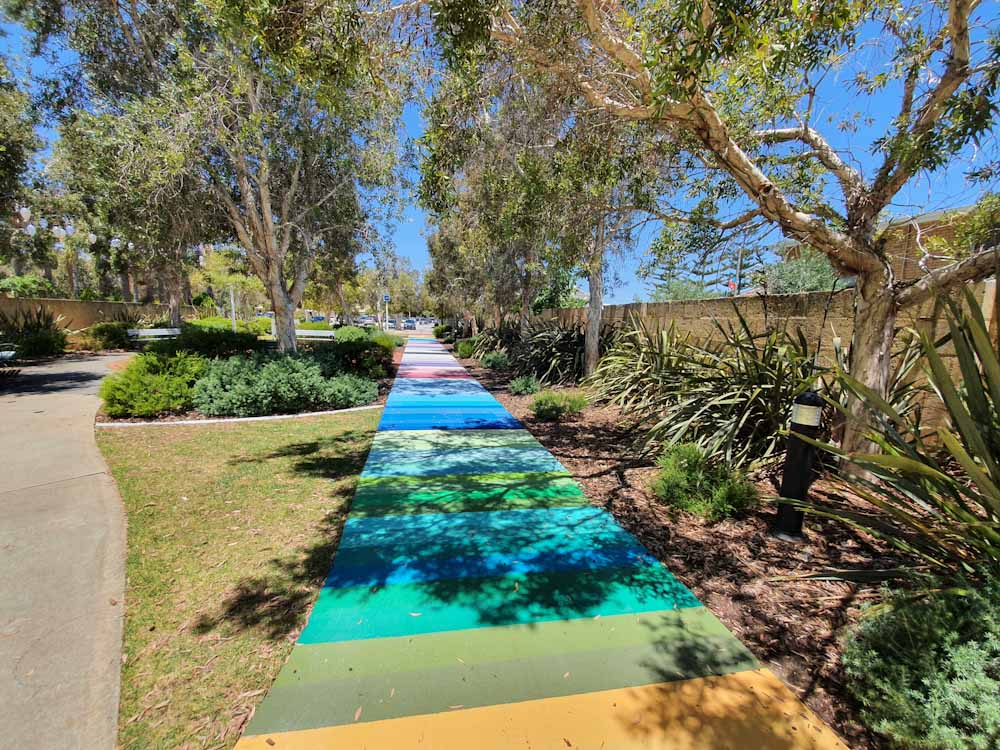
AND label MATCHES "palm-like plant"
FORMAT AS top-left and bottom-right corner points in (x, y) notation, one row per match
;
(589, 311), (819, 469)
(808, 289), (1000, 580)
